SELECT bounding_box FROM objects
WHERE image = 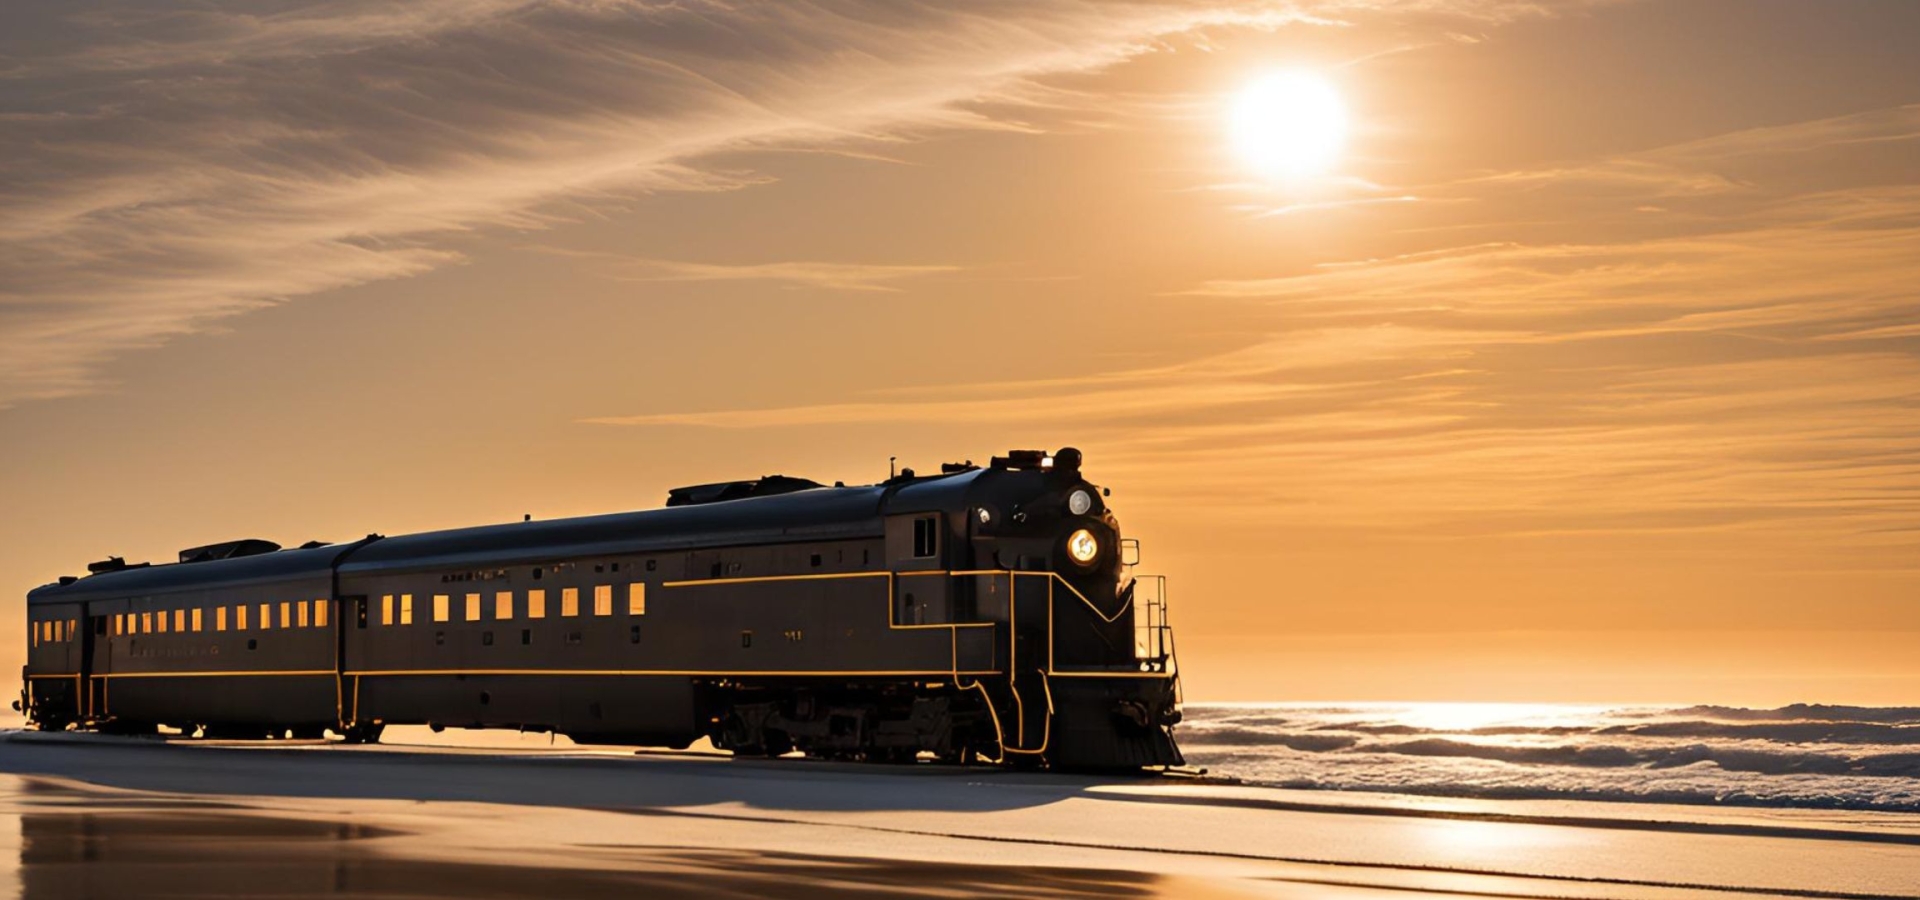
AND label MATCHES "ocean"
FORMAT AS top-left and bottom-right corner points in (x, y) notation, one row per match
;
(1178, 702), (1920, 812)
